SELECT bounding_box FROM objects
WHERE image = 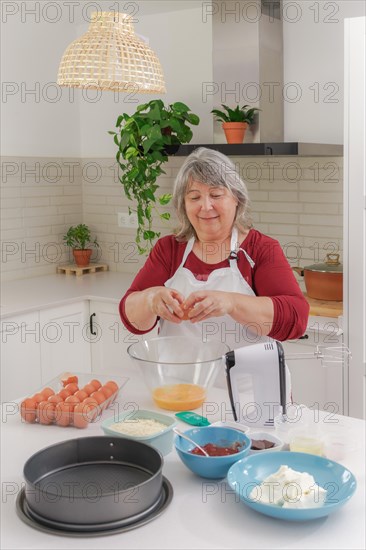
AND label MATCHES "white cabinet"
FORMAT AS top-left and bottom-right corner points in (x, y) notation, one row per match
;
(39, 301), (91, 382)
(89, 300), (139, 374)
(90, 300), (146, 375)
(282, 318), (344, 414)
(89, 300), (159, 375)
(1, 299), (160, 401)
(1, 311), (42, 401)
